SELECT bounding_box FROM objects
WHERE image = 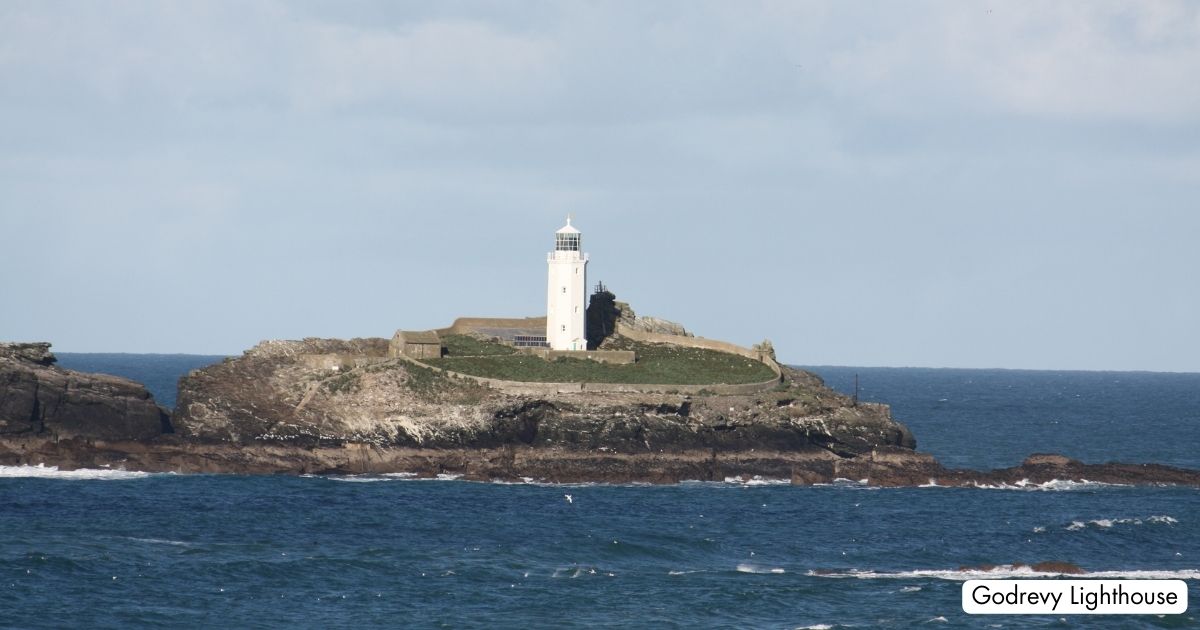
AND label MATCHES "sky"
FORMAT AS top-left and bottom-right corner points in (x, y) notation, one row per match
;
(1, 1), (1198, 371)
